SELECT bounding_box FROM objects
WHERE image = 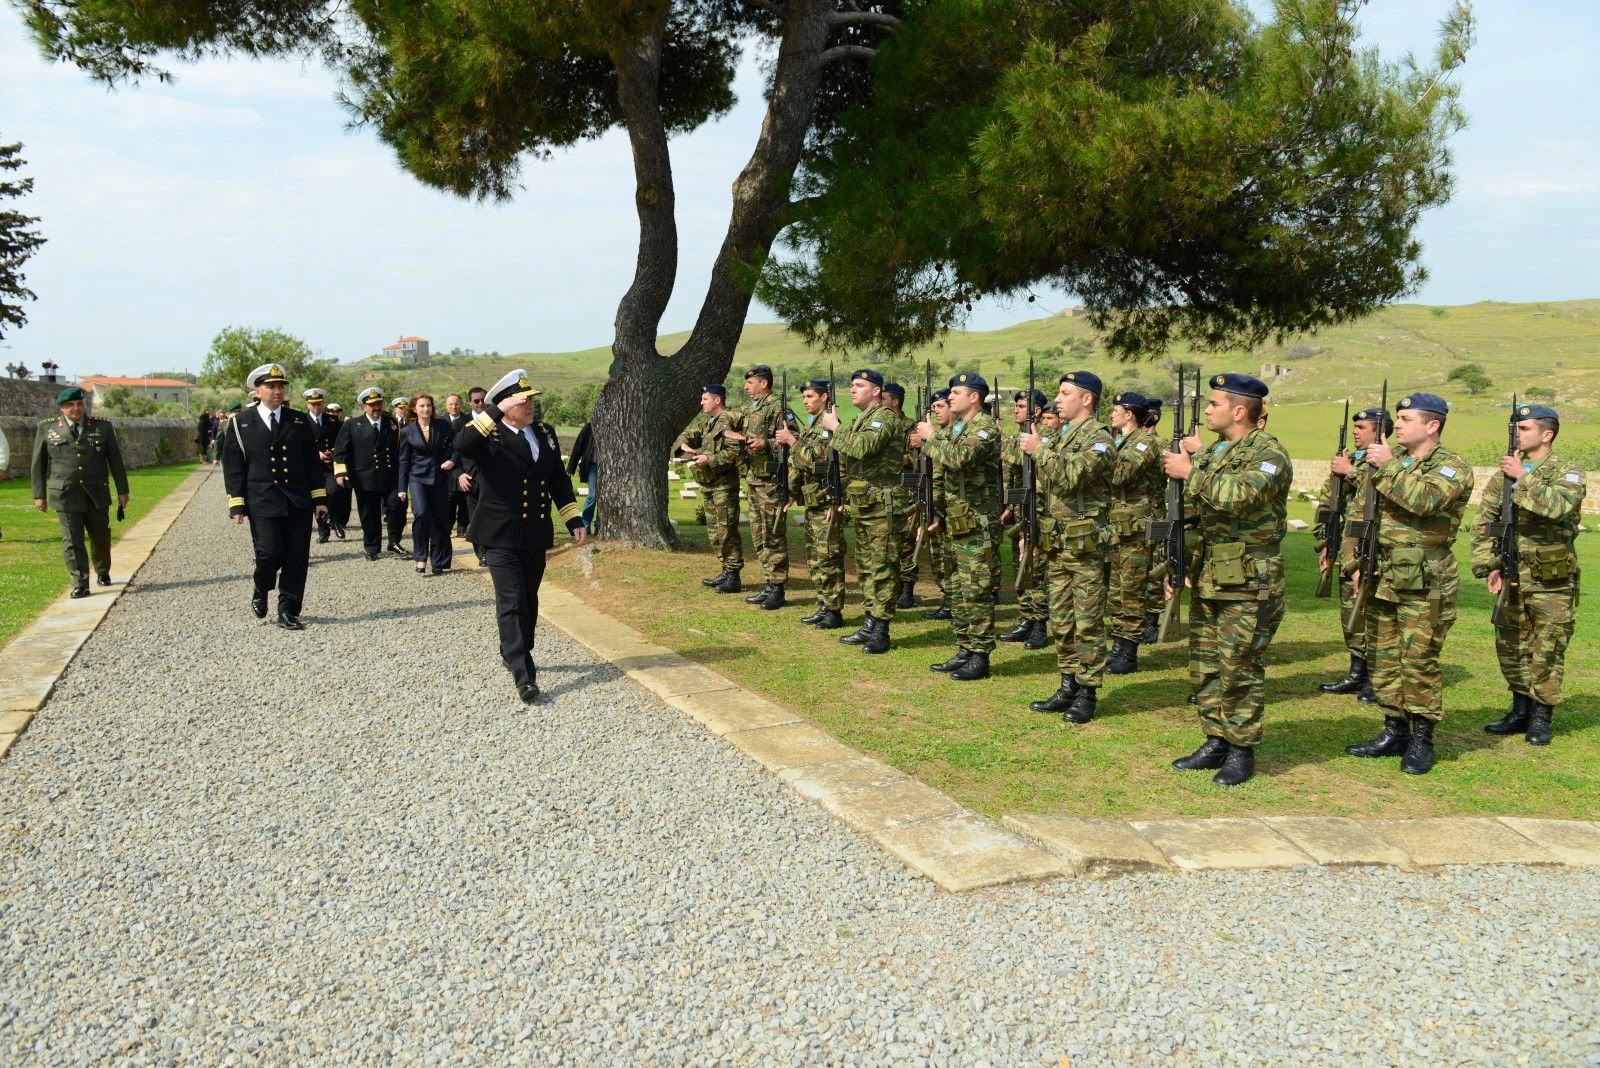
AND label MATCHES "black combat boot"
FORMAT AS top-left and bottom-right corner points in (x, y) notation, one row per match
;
(1346, 716), (1411, 758)
(923, 600), (952, 621)
(759, 584), (786, 610)
(800, 605), (826, 625)
(1319, 655), (1368, 695)
(714, 569), (743, 594)
(998, 618), (1034, 642)
(931, 649), (973, 673)
(745, 583), (772, 604)
(1213, 744), (1254, 787)
(1142, 612), (1161, 645)
(1357, 680), (1377, 703)
(1063, 686), (1096, 724)
(1171, 737), (1229, 771)
(1525, 702), (1553, 746)
(1400, 715), (1435, 774)
(702, 570), (727, 587)
(813, 609), (844, 630)
(1105, 637), (1138, 675)
(863, 617), (891, 655)
(839, 614), (874, 645)
(1025, 620), (1050, 650)
(950, 651), (990, 681)
(895, 581), (916, 609)
(1484, 692), (1531, 735)
(1029, 673), (1078, 713)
